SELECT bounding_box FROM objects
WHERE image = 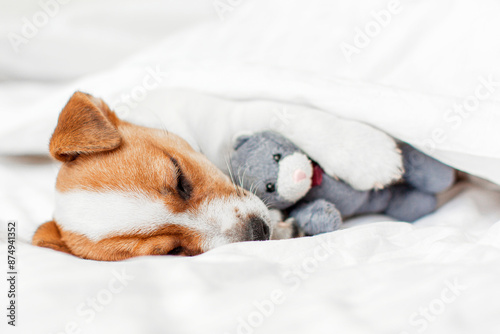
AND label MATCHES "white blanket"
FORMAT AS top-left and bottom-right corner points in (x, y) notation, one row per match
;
(1, 0), (500, 333)
(2, 0), (500, 186)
